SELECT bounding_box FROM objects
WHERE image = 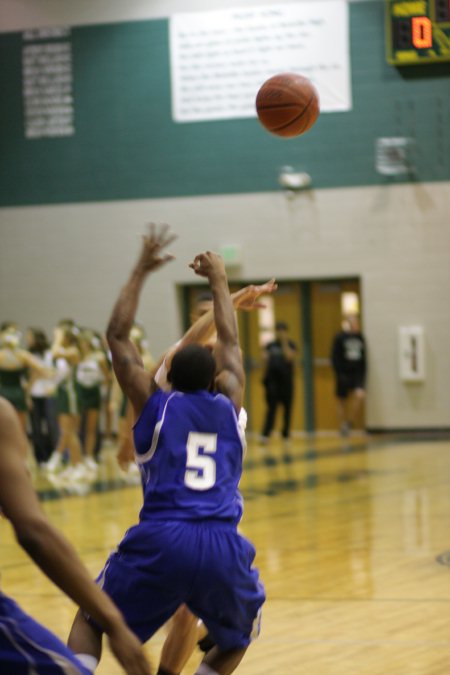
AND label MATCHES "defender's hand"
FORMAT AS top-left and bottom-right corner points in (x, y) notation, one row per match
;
(234, 278), (278, 311)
